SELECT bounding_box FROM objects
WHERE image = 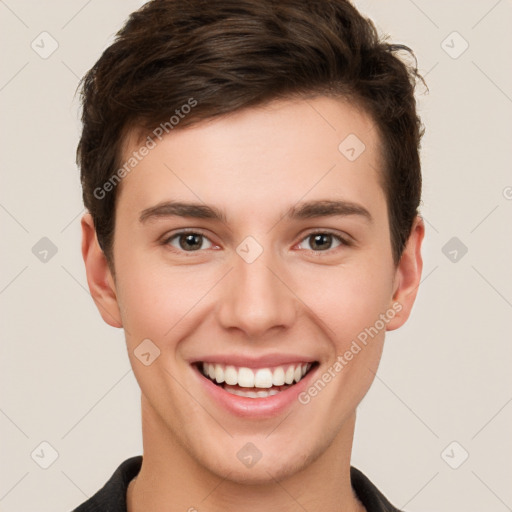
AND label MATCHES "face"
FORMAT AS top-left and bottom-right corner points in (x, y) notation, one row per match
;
(82, 96), (423, 483)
